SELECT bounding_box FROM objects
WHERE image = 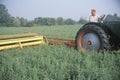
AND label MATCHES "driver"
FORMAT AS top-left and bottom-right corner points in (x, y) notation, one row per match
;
(89, 9), (101, 22)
